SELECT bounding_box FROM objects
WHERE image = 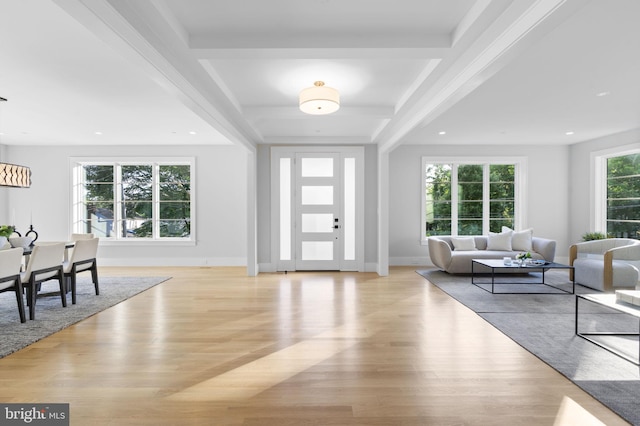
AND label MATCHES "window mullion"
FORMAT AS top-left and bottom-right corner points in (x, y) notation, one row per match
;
(153, 163), (159, 239)
(451, 164), (459, 236)
(114, 164), (123, 240)
(483, 164), (490, 234)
